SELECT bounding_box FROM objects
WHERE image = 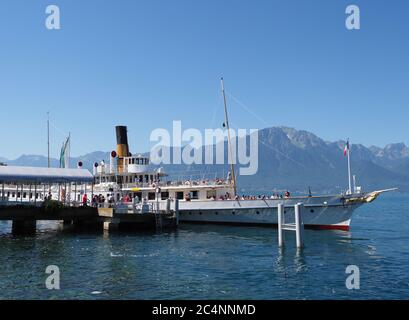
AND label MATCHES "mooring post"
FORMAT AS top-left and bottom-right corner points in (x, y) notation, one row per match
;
(277, 203), (284, 247)
(73, 182), (77, 206)
(34, 184), (37, 206)
(103, 218), (120, 233)
(166, 198), (171, 214)
(294, 203), (304, 248)
(64, 183), (67, 206)
(12, 219), (37, 235)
